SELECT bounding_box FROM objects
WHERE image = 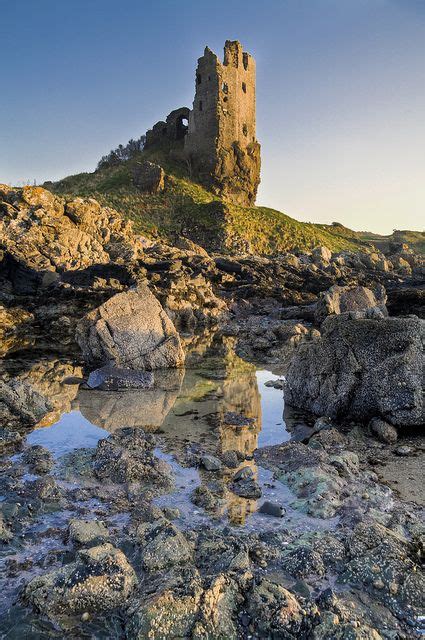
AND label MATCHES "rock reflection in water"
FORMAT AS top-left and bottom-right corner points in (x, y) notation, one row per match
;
(0, 356), (83, 428)
(77, 368), (184, 431)
(20, 334), (285, 526)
